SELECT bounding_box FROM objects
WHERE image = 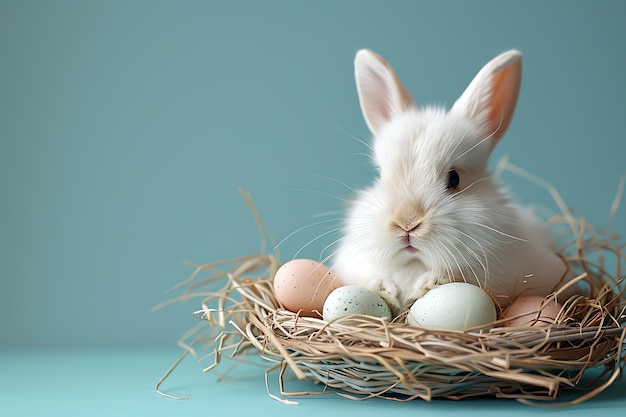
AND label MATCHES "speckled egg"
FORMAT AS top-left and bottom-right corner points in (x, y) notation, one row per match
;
(407, 283), (497, 331)
(503, 295), (561, 327)
(273, 259), (342, 317)
(322, 285), (392, 321)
